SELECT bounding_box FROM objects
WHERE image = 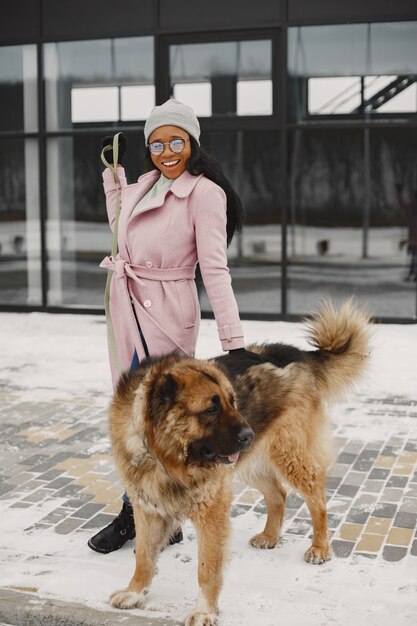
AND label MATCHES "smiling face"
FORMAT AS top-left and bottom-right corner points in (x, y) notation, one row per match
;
(148, 125), (192, 179)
